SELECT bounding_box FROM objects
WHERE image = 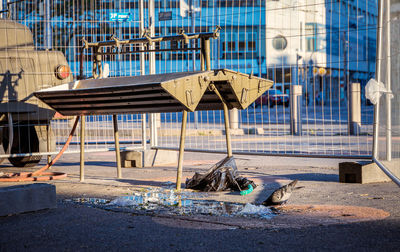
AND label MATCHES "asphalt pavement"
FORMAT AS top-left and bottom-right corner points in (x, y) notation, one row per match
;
(0, 151), (399, 251)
